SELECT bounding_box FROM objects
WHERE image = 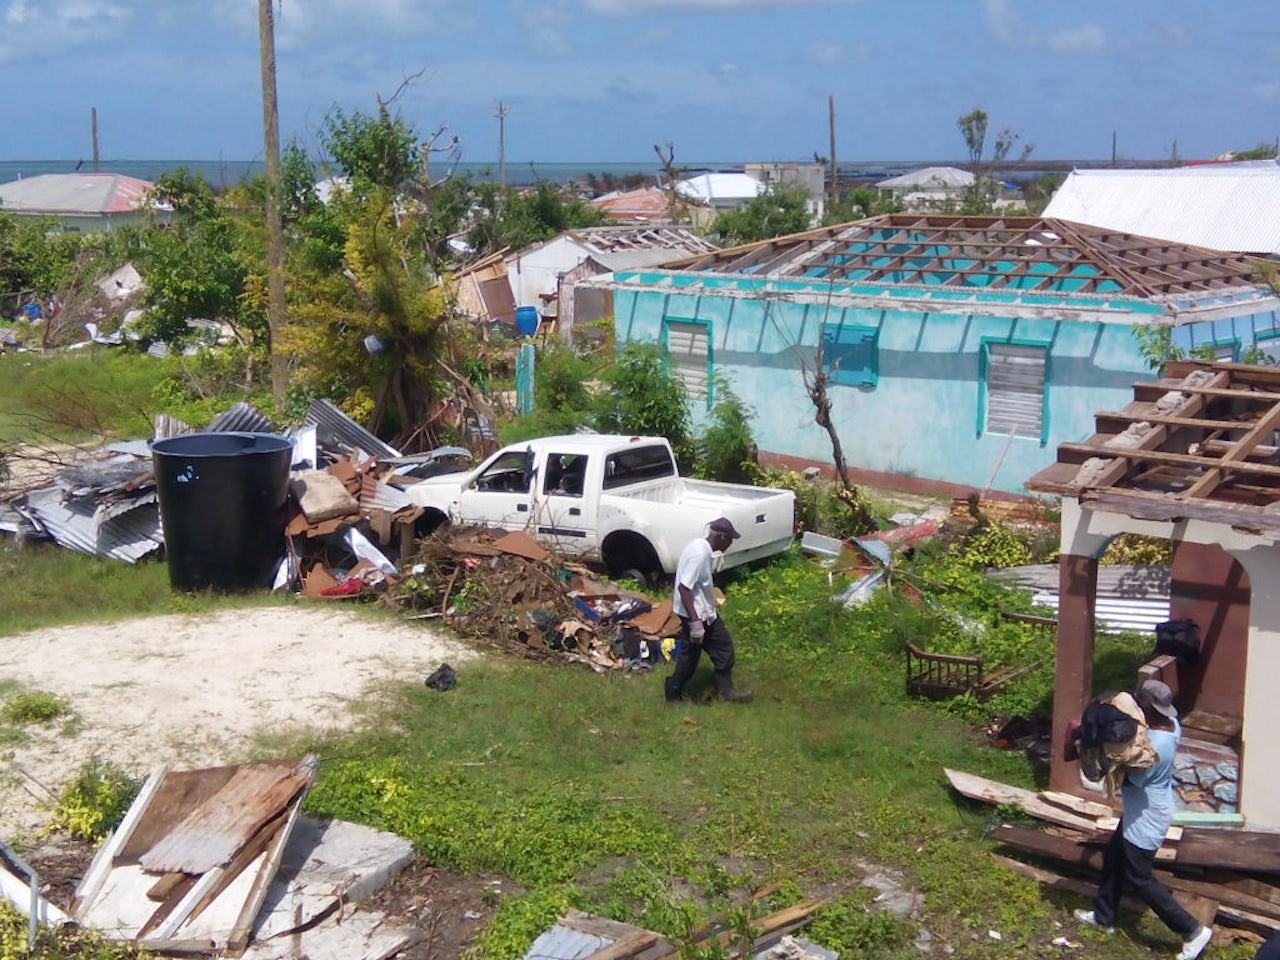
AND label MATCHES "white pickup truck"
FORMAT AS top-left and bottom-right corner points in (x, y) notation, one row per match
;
(398, 434), (795, 575)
